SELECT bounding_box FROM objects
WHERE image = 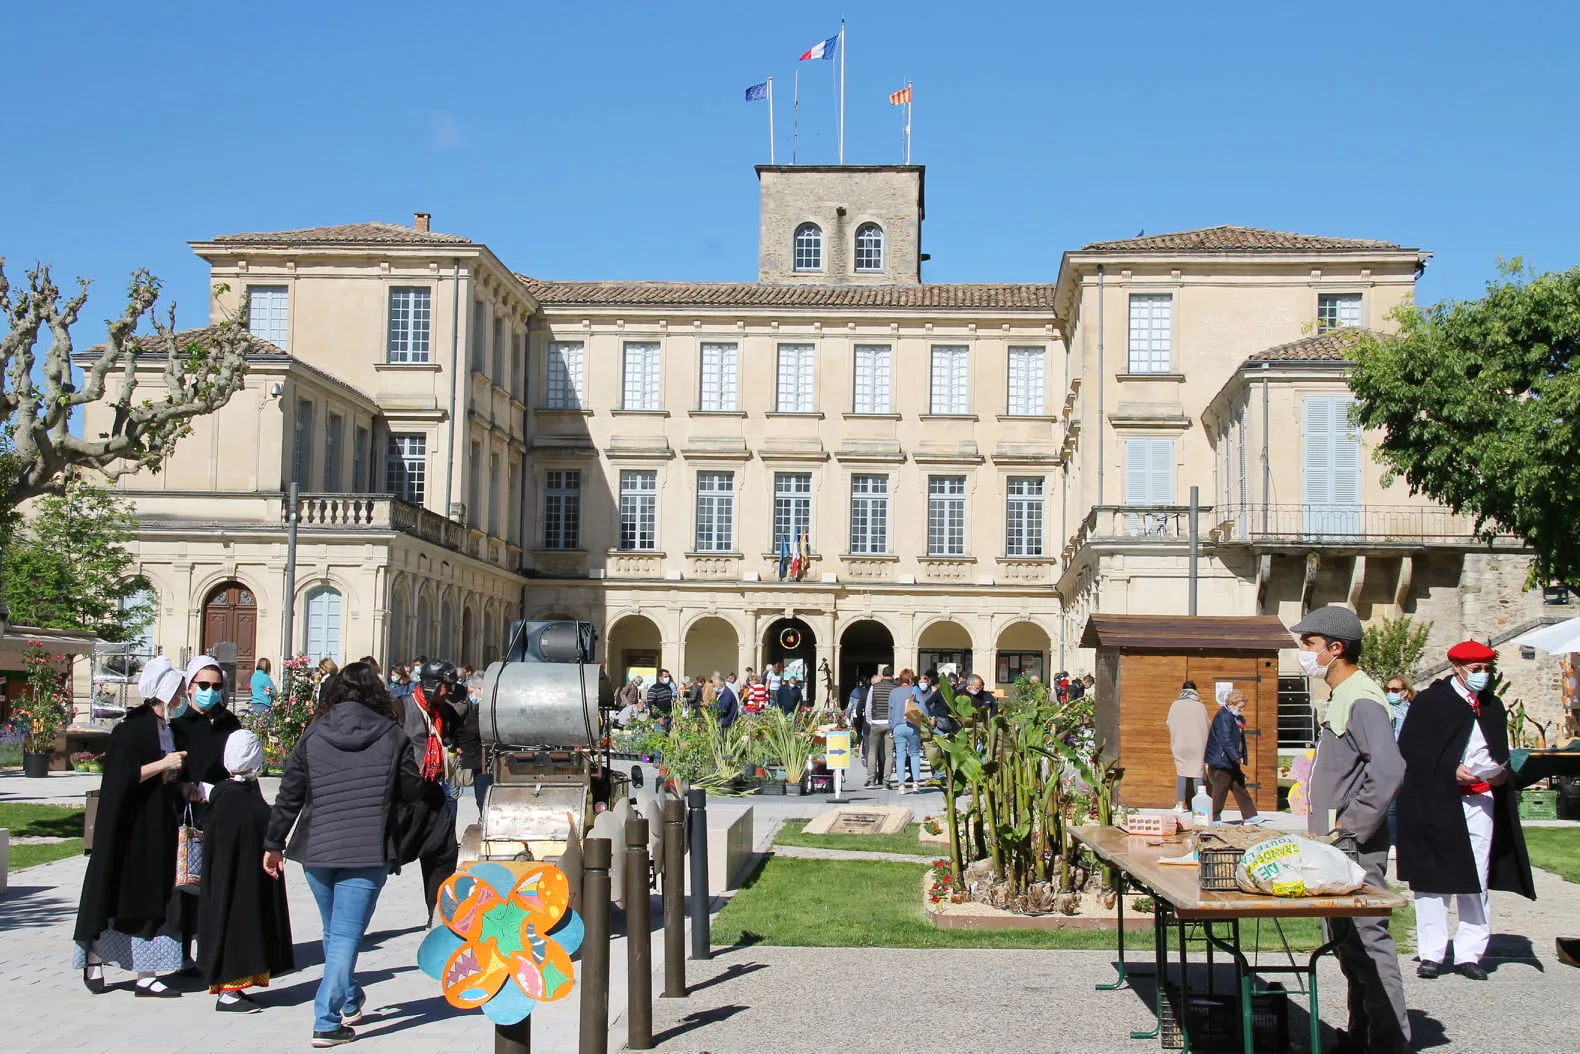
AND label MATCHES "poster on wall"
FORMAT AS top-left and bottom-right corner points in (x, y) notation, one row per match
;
(1216, 682), (1234, 705)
